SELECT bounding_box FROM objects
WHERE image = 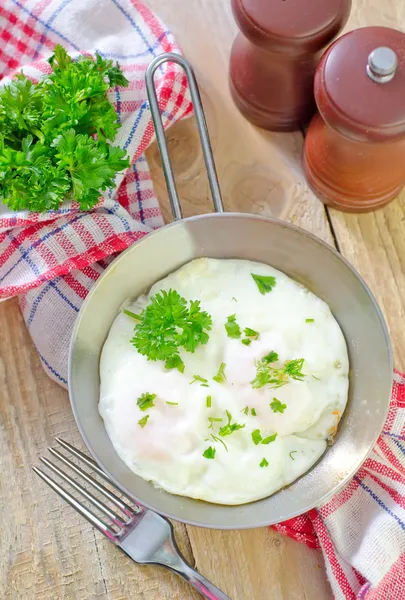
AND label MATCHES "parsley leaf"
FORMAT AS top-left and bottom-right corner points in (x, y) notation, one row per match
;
(242, 338), (252, 346)
(208, 417), (223, 429)
(262, 433), (277, 444)
(263, 351), (279, 363)
(225, 314), (241, 339)
(260, 458), (269, 468)
(285, 358), (305, 381)
(251, 408), (257, 416)
(251, 429), (262, 445)
(0, 45), (130, 212)
(251, 353), (305, 389)
(252, 429), (277, 445)
(244, 327), (259, 339)
(213, 362), (226, 383)
(270, 398), (287, 414)
(203, 446), (216, 459)
(251, 273), (276, 295)
(219, 411), (245, 437)
(241, 406), (249, 415)
(138, 415), (149, 428)
(137, 392), (156, 411)
(165, 354), (185, 373)
(190, 374), (209, 386)
(131, 289), (212, 366)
